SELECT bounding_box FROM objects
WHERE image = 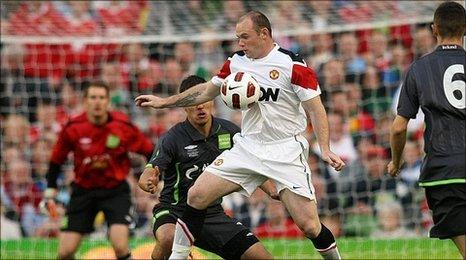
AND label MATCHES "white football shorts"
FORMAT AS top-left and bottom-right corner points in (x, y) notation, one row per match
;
(206, 133), (316, 200)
